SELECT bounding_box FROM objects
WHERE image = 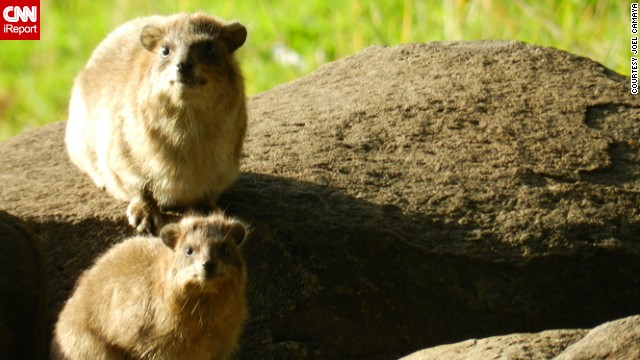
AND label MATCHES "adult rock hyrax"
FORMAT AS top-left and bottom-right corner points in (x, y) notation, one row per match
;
(65, 13), (248, 233)
(51, 213), (248, 360)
